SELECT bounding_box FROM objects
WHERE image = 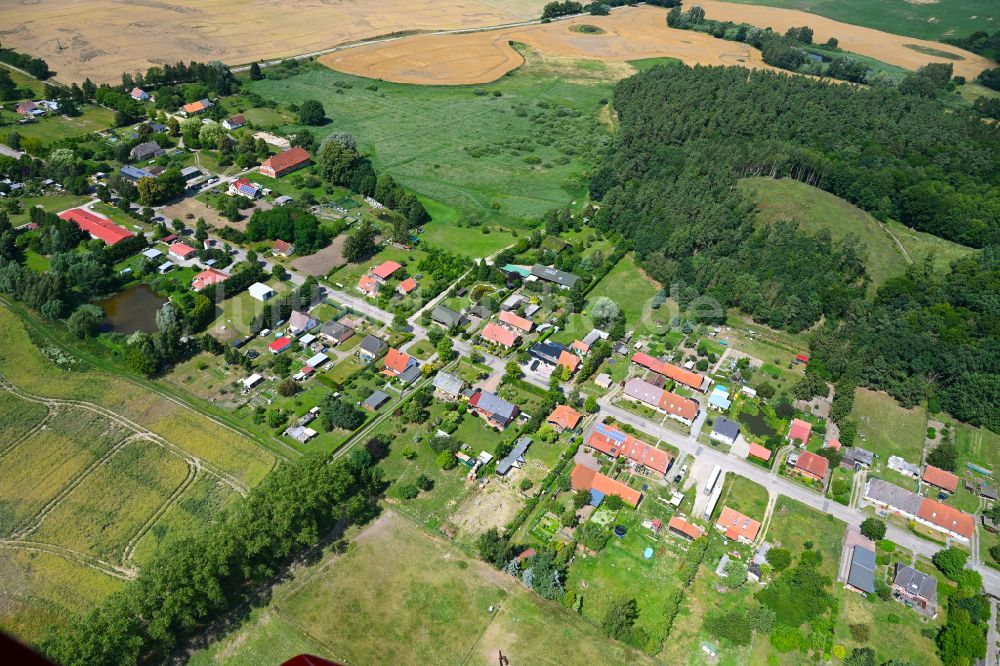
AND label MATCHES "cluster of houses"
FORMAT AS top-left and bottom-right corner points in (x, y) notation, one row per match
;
(12, 99), (59, 123)
(863, 477), (975, 542)
(621, 377), (700, 426)
(357, 260), (417, 298)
